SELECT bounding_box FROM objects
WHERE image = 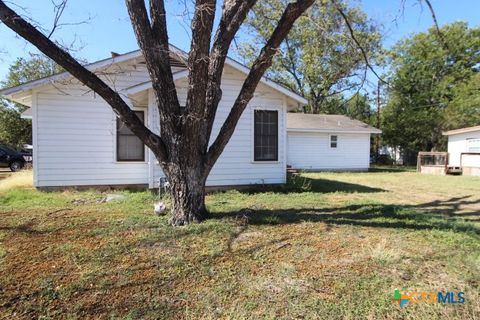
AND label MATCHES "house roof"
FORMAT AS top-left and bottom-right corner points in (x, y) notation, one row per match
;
(442, 125), (480, 136)
(0, 44), (307, 106)
(286, 113), (382, 134)
(20, 108), (32, 119)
